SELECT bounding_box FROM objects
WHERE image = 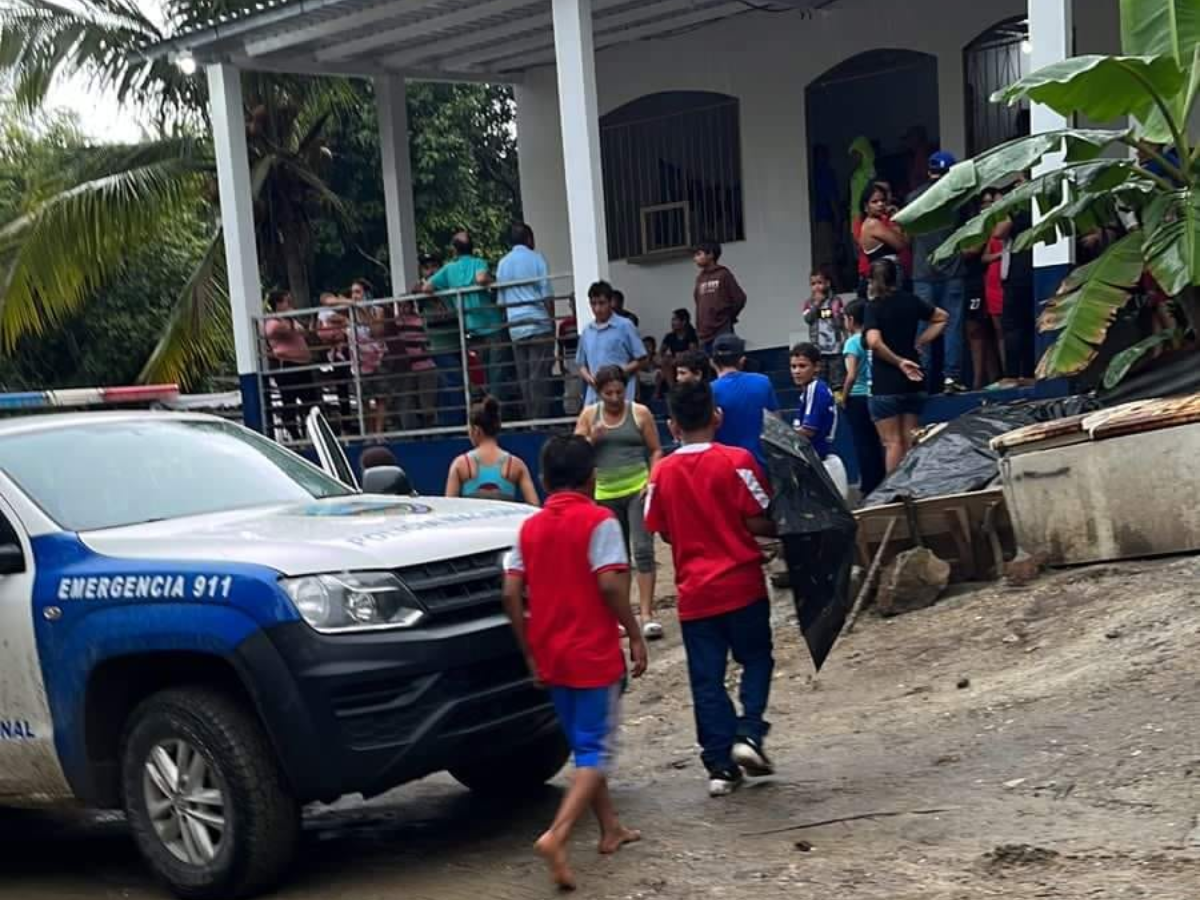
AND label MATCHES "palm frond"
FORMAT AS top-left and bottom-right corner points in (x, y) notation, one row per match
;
(0, 154), (203, 348)
(0, 0), (200, 120)
(139, 151), (274, 387)
(138, 229), (232, 388)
